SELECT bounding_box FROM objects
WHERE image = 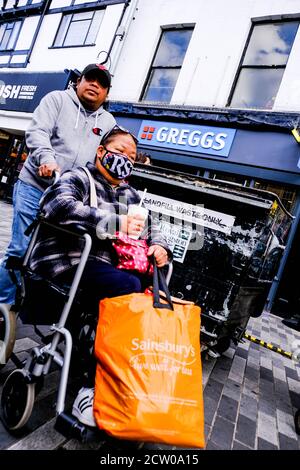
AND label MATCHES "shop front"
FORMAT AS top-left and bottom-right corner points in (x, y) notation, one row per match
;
(0, 70), (72, 199)
(110, 102), (300, 313)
